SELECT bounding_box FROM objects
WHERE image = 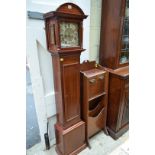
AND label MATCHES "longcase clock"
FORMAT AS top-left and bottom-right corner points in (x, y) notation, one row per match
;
(44, 3), (87, 155)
